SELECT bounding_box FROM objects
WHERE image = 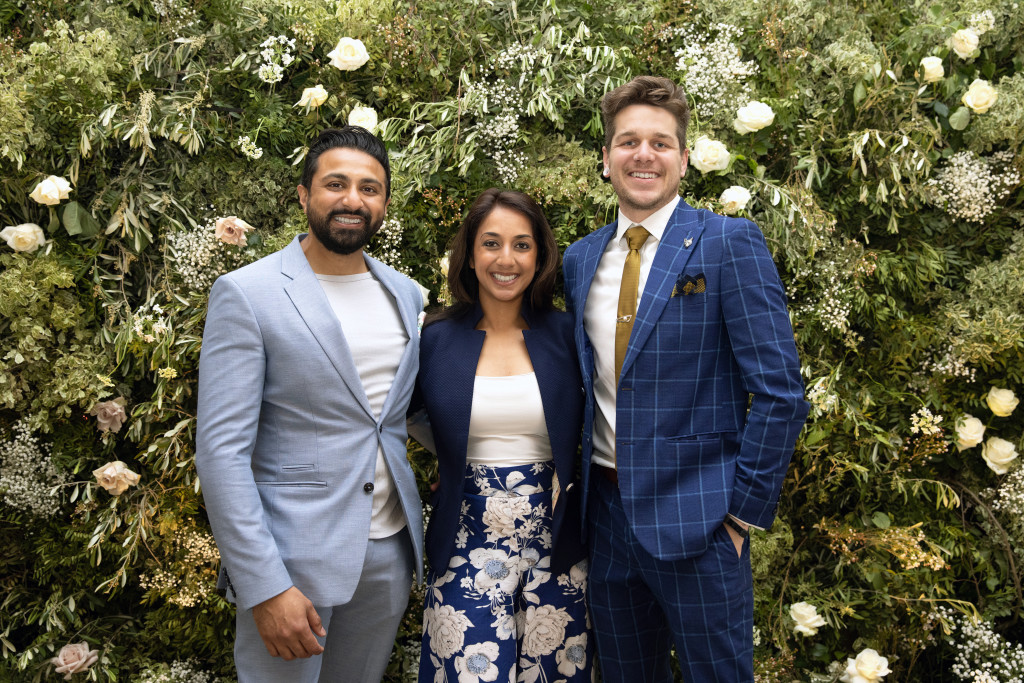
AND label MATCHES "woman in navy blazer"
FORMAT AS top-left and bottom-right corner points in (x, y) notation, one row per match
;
(412, 189), (591, 682)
